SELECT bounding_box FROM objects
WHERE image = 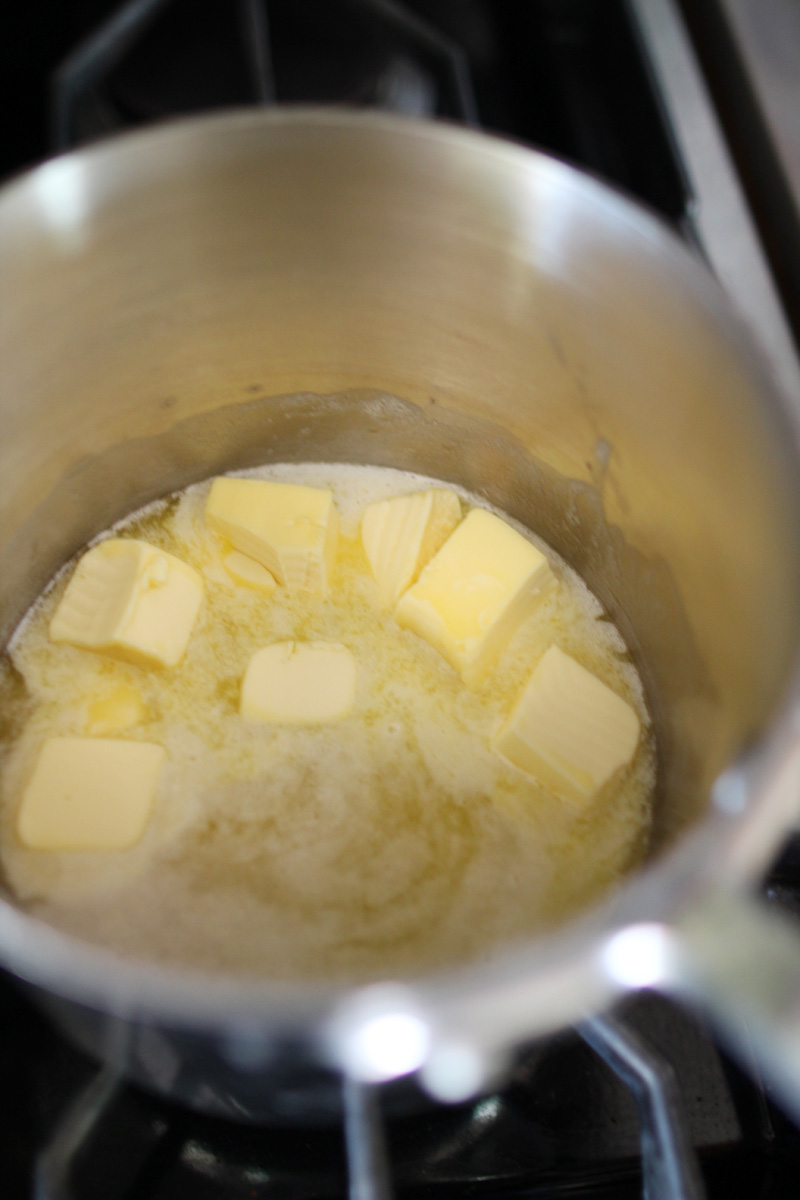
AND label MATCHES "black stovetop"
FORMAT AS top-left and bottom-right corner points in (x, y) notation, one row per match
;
(1, 0), (686, 220)
(2, 2), (800, 1198)
(3, 968), (799, 1200)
